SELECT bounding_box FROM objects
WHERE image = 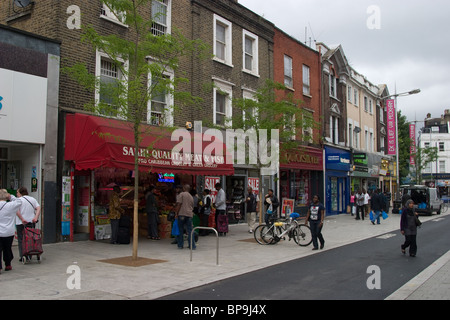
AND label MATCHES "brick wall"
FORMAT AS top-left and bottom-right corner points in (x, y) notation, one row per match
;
(273, 27), (322, 145)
